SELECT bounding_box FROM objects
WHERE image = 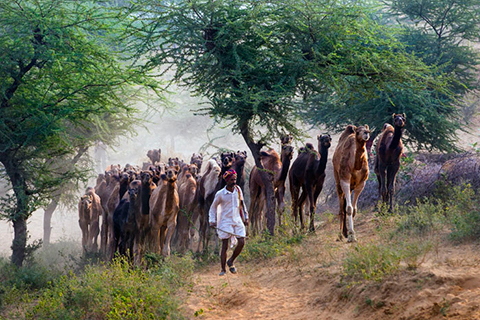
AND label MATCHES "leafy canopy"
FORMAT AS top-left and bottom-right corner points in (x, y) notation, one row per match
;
(0, 0), (160, 220)
(126, 0), (450, 149)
